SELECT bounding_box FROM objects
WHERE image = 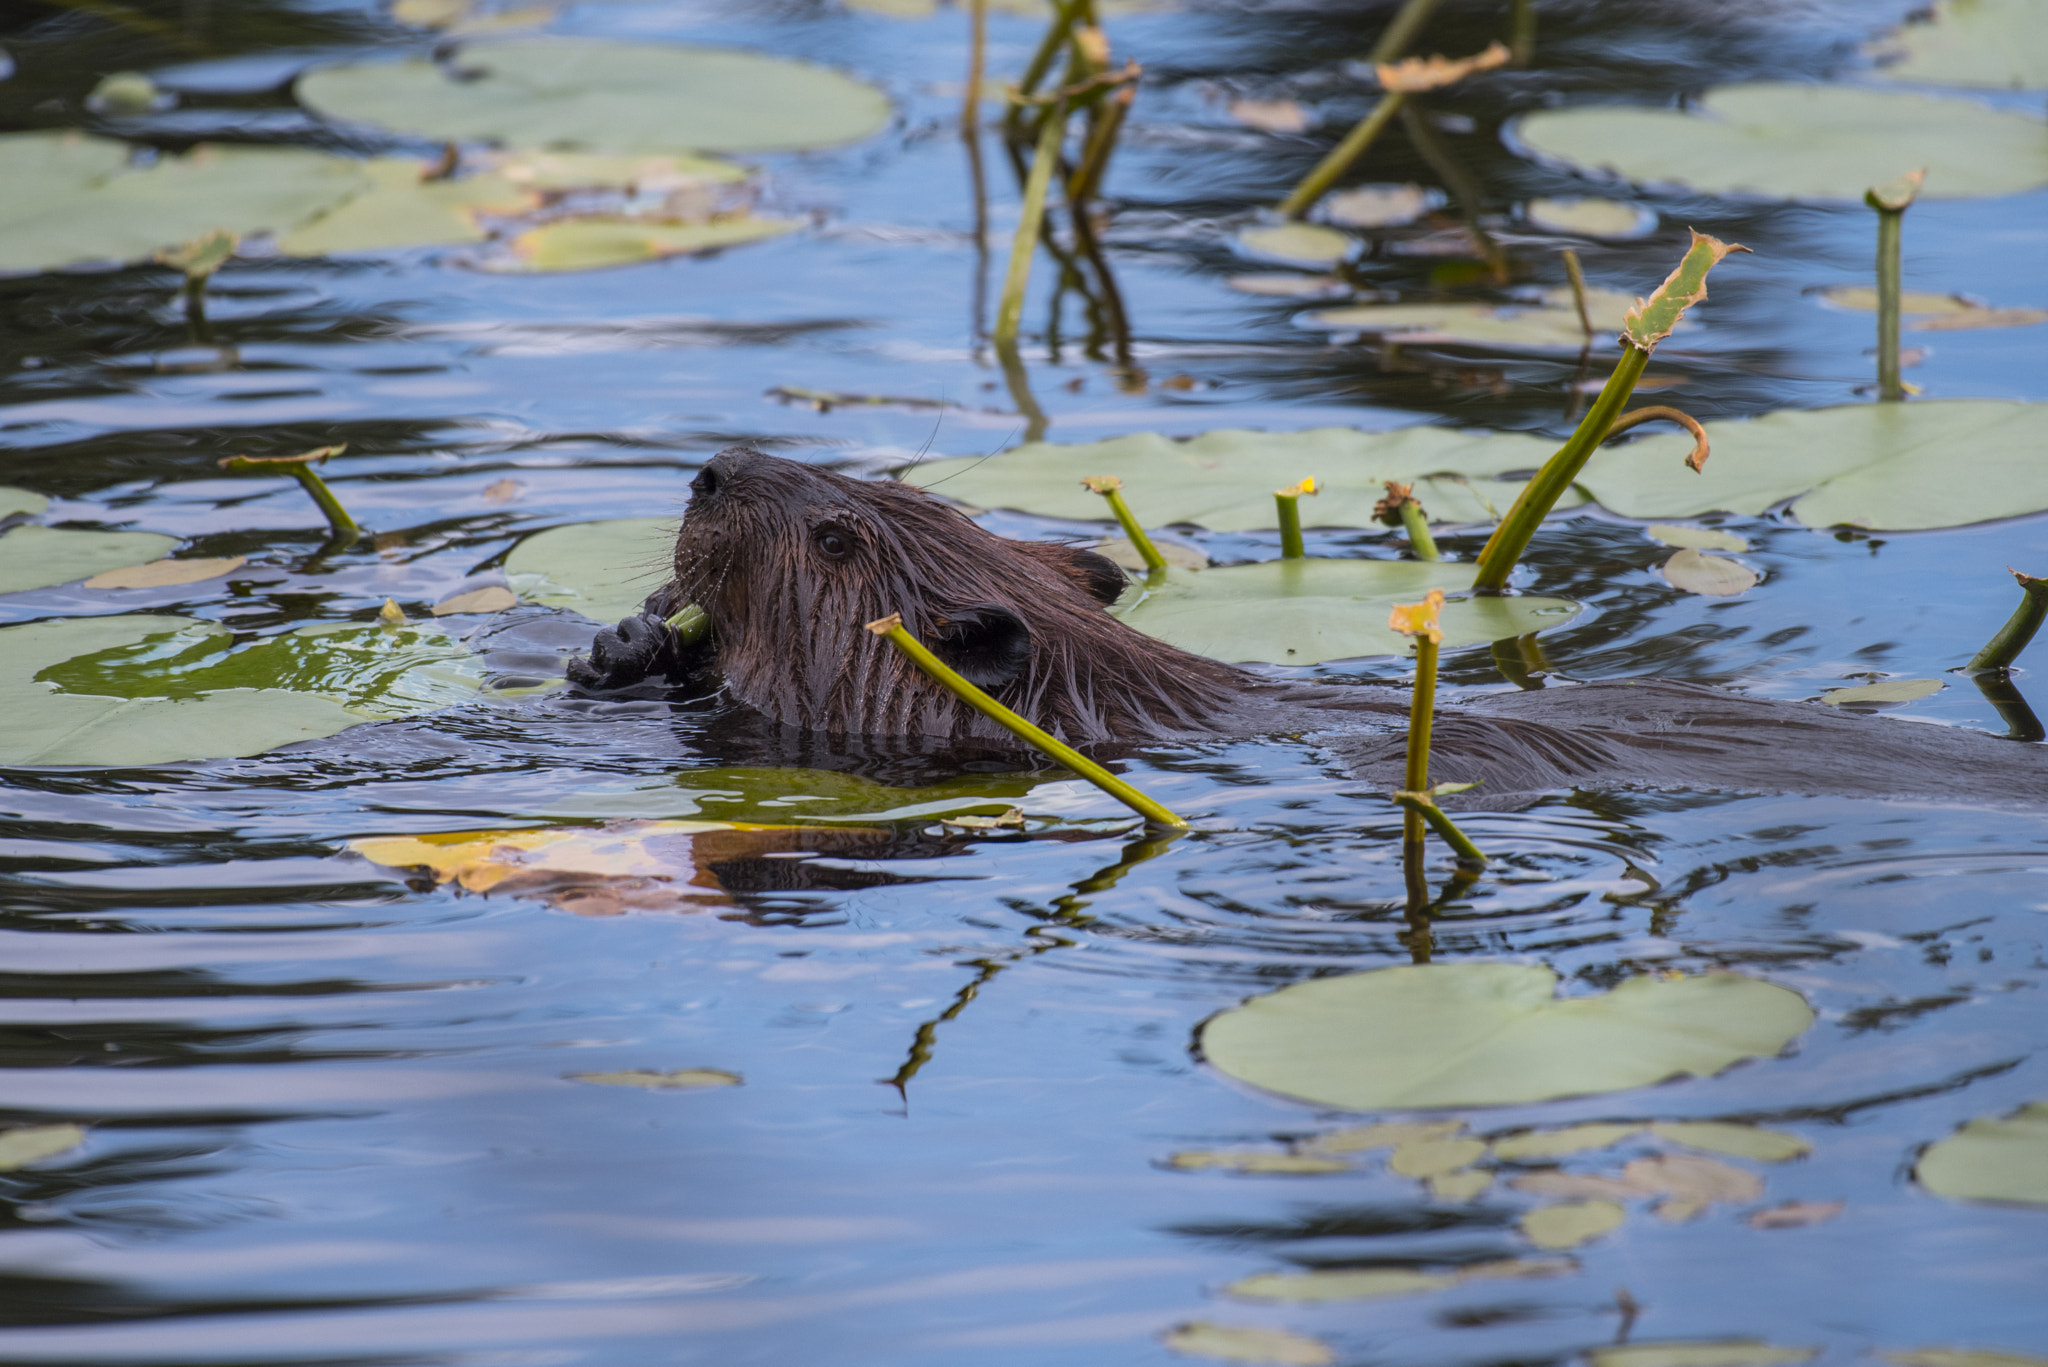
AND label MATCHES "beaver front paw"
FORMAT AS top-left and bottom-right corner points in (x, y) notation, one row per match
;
(567, 612), (673, 690)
